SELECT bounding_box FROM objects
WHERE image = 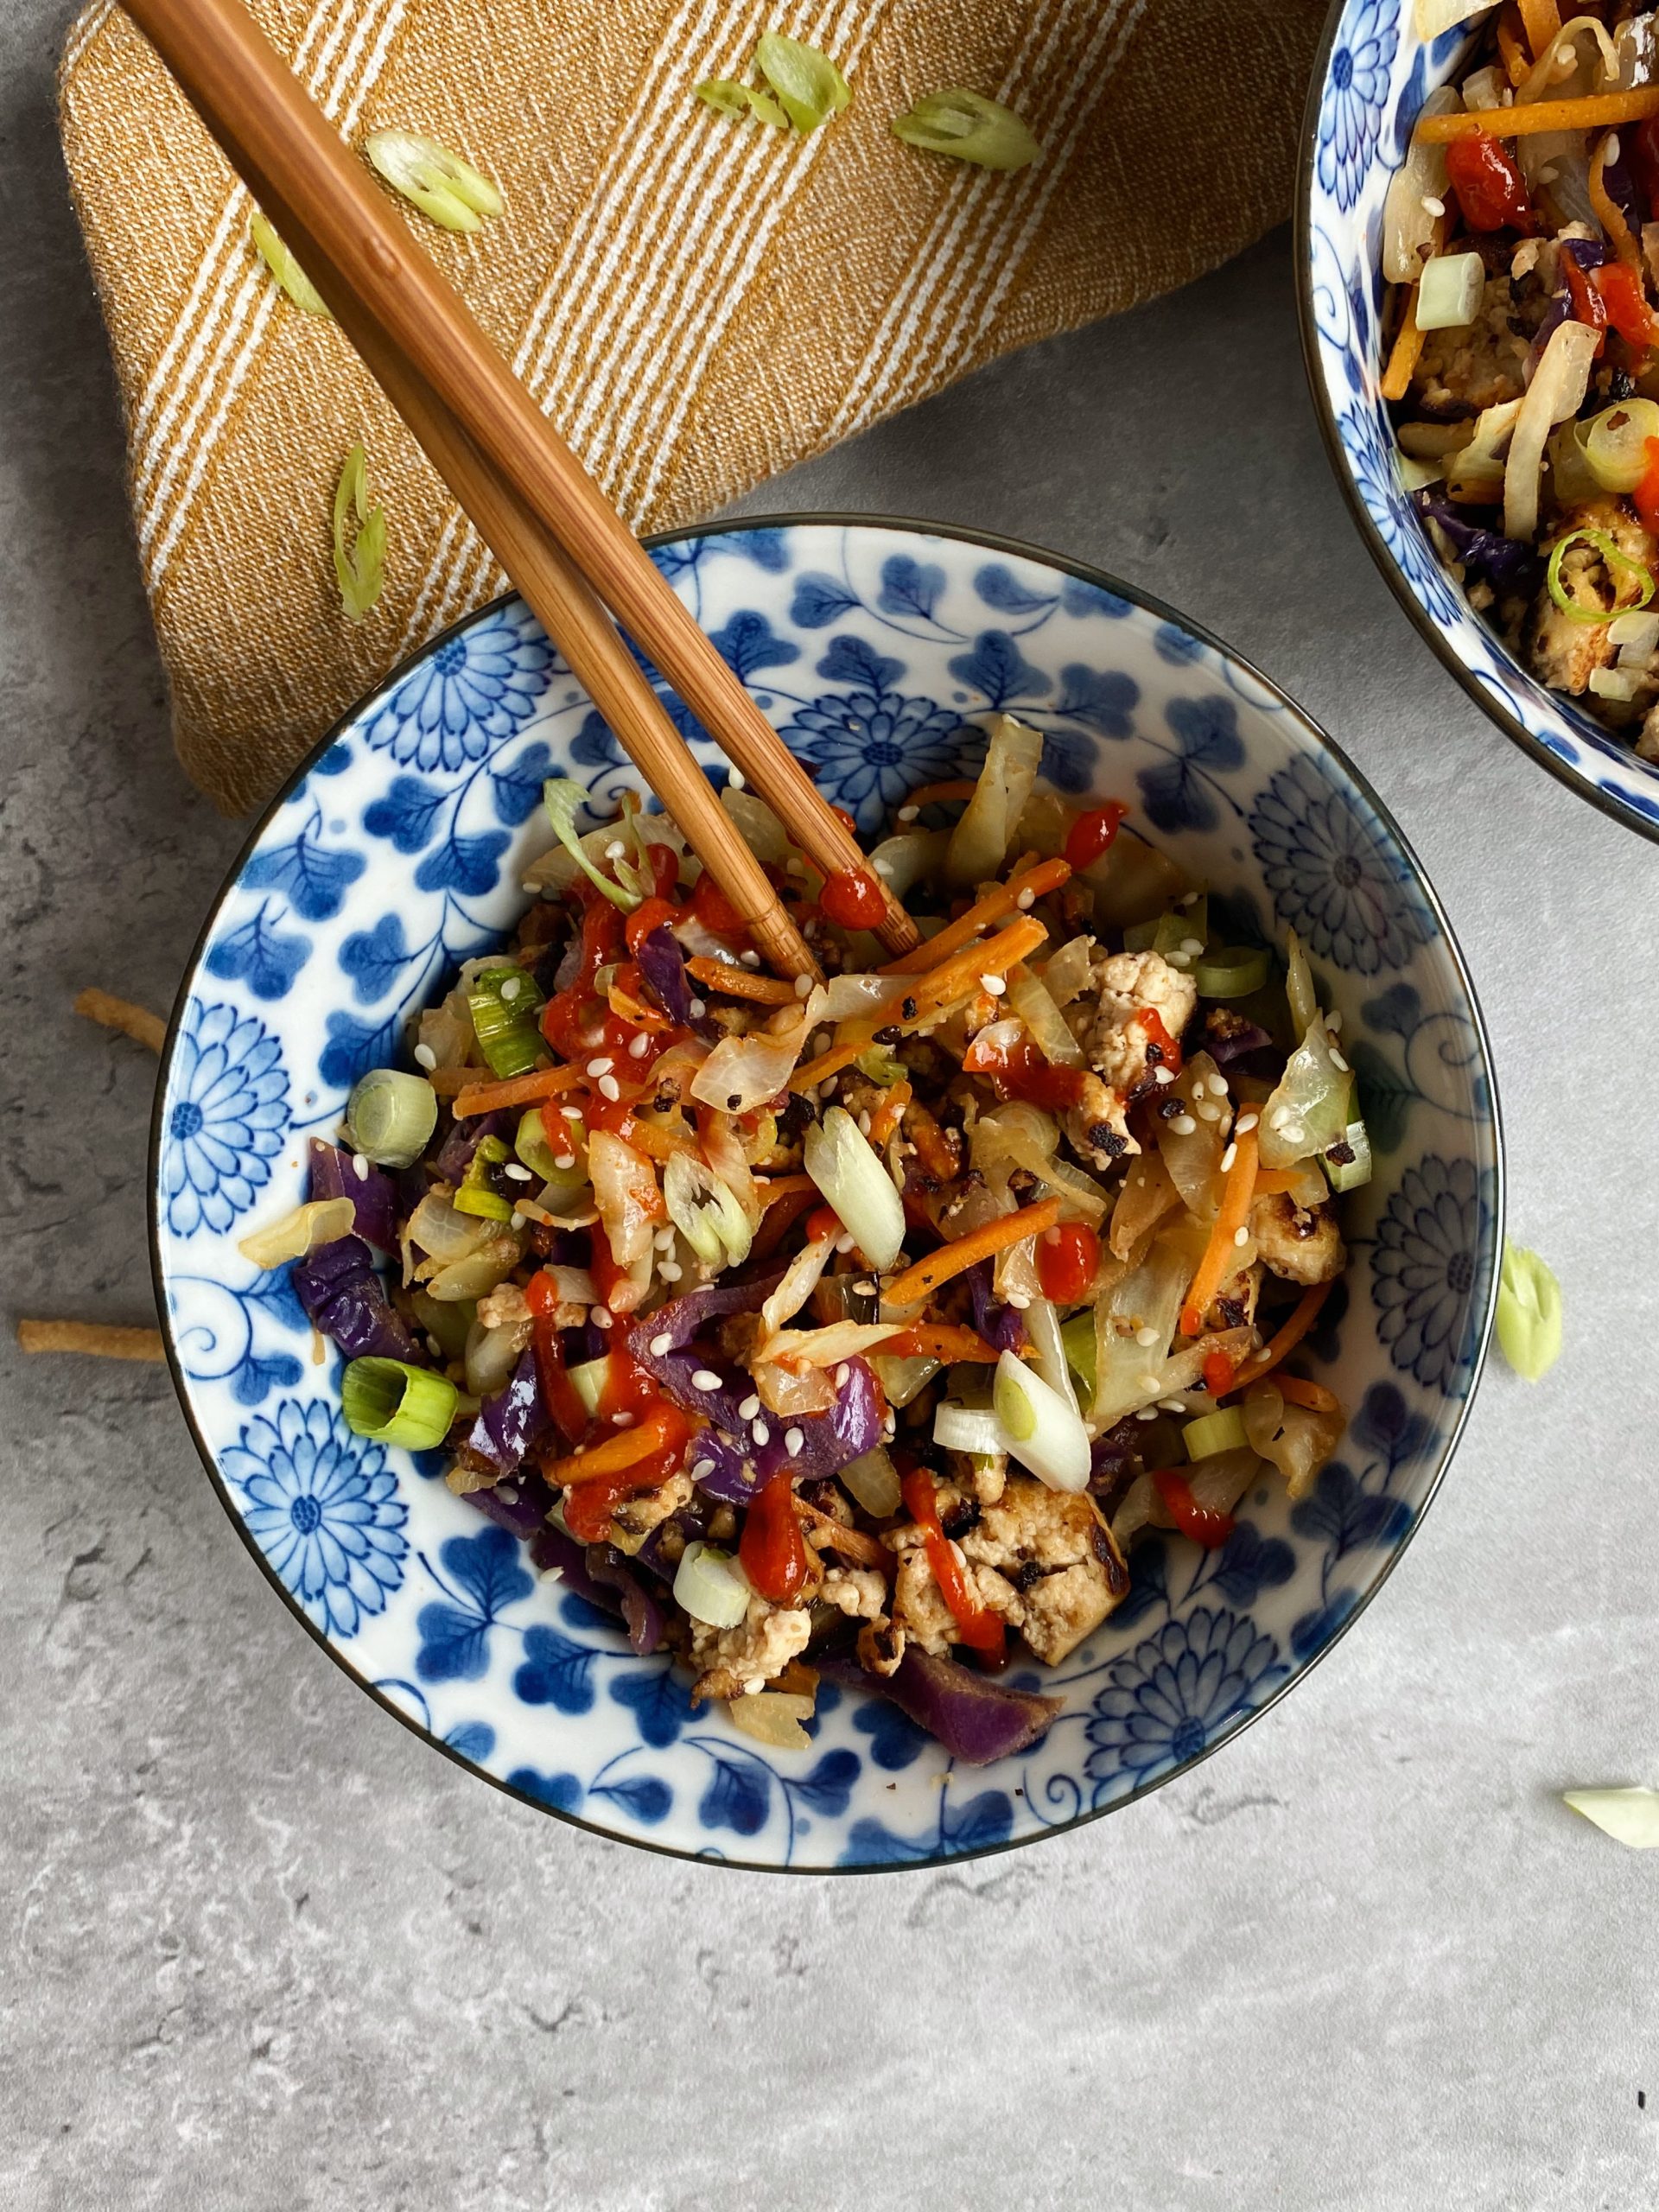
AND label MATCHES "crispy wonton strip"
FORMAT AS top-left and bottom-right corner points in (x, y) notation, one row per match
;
(73, 988), (165, 1054)
(17, 1319), (165, 1361)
